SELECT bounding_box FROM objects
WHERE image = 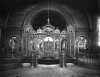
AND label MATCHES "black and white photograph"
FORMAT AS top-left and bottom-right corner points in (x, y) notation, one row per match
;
(0, 0), (100, 77)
